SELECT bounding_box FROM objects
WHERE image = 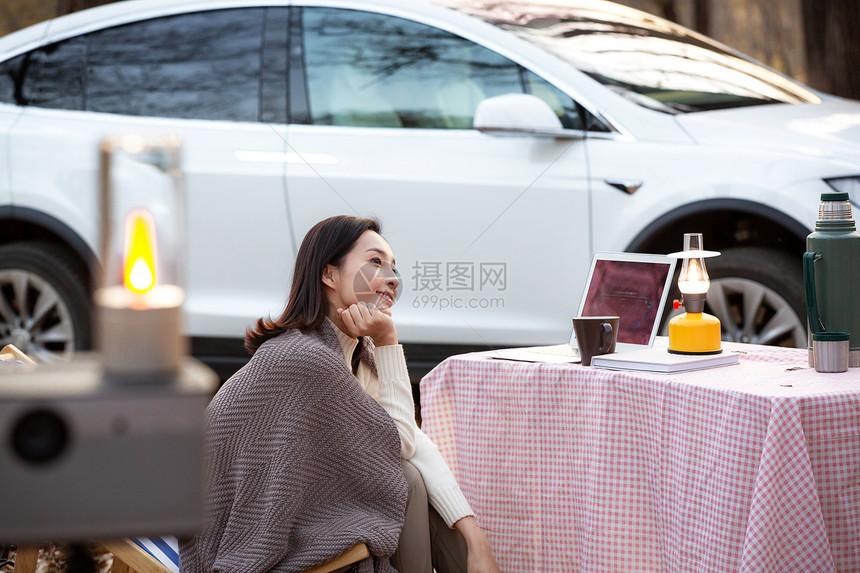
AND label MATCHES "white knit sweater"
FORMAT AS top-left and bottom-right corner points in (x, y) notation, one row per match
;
(329, 320), (474, 527)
